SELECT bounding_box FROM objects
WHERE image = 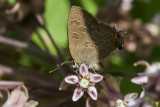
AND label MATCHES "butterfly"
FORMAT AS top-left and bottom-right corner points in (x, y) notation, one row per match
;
(68, 6), (124, 71)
